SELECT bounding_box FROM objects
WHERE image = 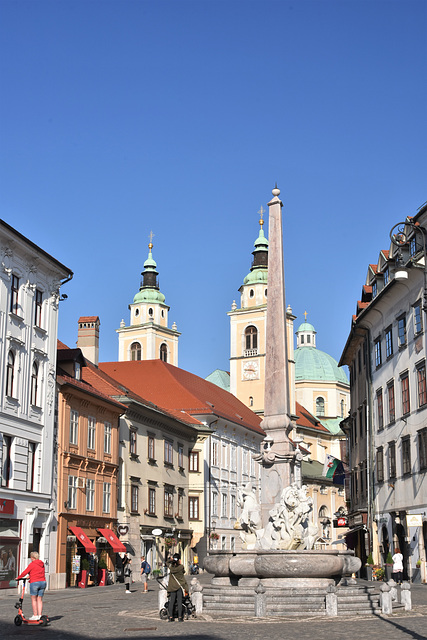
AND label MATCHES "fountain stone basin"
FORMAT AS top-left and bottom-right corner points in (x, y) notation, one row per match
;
(204, 549), (361, 580)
